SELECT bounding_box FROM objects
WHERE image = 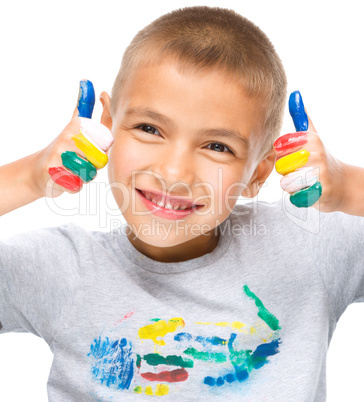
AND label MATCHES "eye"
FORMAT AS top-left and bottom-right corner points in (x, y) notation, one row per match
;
(207, 142), (234, 154)
(135, 124), (161, 136)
